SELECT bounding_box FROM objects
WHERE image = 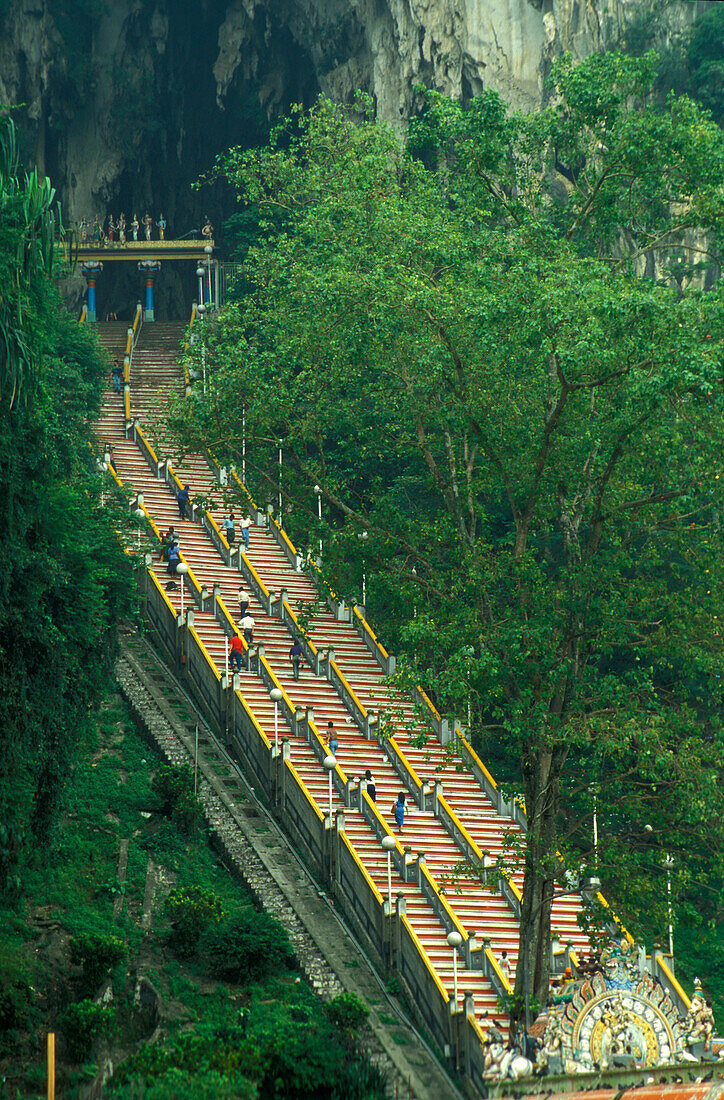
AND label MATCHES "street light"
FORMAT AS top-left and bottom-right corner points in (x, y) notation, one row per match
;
(447, 930), (463, 1009)
(96, 460), (108, 507)
(134, 507), (144, 551)
(196, 266), (204, 307)
(323, 754), (336, 818)
(663, 854), (675, 956)
(176, 562), (189, 618)
(358, 530), (369, 605)
(314, 484), (322, 555)
(277, 440), (283, 523)
(242, 406), (246, 484)
(204, 243), (213, 306)
(270, 687), (283, 752)
(382, 834), (396, 911)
